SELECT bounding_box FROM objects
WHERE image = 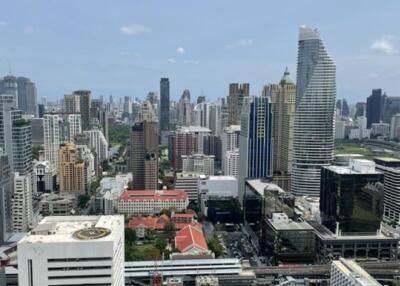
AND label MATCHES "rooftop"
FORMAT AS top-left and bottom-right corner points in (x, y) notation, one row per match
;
(175, 224), (208, 253)
(268, 218), (314, 231)
(119, 190), (188, 202)
(246, 179), (285, 197)
(178, 126), (211, 133)
(19, 215), (123, 244)
(333, 258), (382, 286)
